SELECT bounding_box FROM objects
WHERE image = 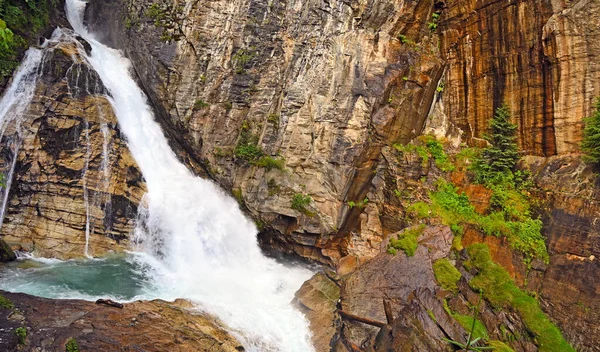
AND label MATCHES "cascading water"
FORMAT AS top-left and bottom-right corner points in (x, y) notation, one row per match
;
(2, 0), (316, 350)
